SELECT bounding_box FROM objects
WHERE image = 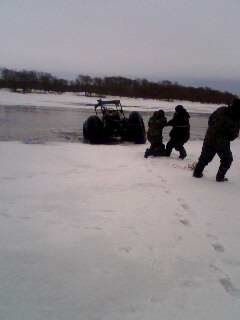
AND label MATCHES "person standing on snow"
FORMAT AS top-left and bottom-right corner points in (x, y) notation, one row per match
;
(165, 105), (190, 159)
(193, 98), (240, 182)
(144, 110), (167, 158)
